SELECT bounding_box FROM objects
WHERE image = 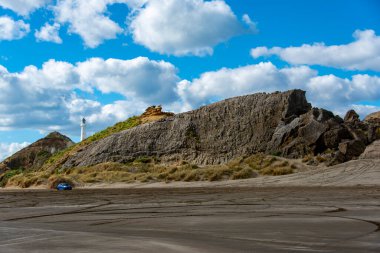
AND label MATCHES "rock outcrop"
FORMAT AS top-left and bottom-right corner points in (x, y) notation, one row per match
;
(360, 140), (380, 159)
(267, 108), (346, 158)
(140, 105), (175, 124)
(62, 90), (311, 168)
(52, 90), (380, 169)
(364, 111), (380, 124)
(344, 109), (360, 123)
(0, 132), (74, 171)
